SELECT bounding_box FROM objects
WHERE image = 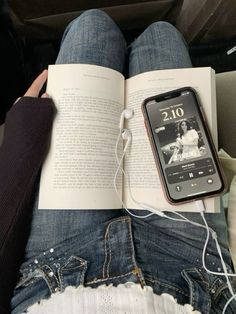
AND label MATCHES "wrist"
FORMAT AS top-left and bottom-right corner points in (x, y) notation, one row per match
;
(2, 97), (55, 150)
